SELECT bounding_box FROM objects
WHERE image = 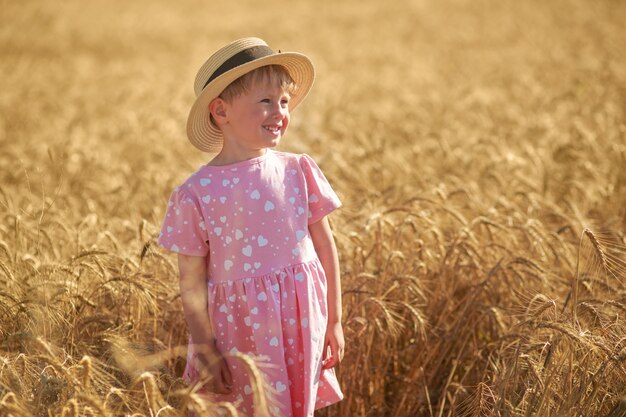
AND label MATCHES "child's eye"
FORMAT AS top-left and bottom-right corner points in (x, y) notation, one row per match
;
(260, 98), (270, 103)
